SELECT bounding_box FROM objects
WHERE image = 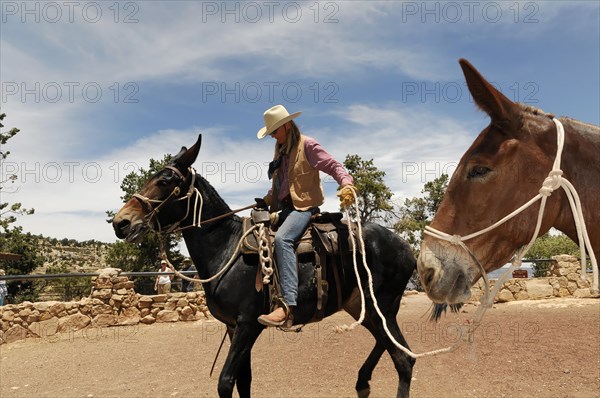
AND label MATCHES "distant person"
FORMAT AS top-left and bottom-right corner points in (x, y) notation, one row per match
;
(154, 260), (173, 294)
(0, 269), (8, 306)
(181, 258), (199, 292)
